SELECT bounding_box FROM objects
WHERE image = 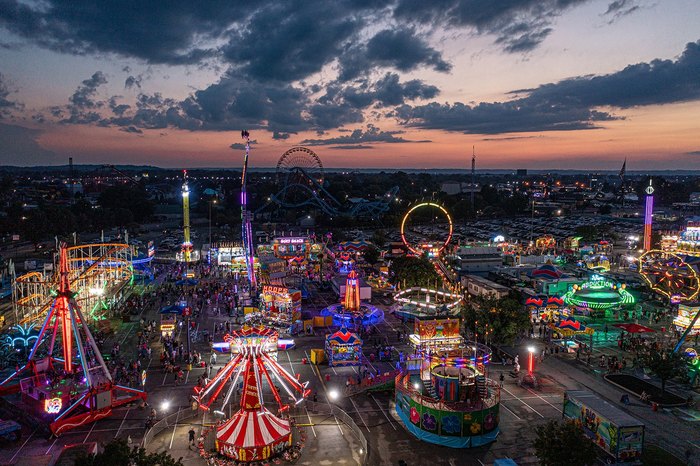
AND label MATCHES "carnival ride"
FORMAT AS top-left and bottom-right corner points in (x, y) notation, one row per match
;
(395, 316), (499, 448)
(401, 203), (453, 257)
(320, 271), (383, 328)
(176, 170), (200, 263)
(13, 243), (135, 324)
(638, 250), (700, 304)
(194, 326), (309, 462)
(562, 275), (635, 316)
(0, 244), (146, 436)
(257, 146), (395, 218)
(393, 287), (462, 321)
(240, 131), (257, 290)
